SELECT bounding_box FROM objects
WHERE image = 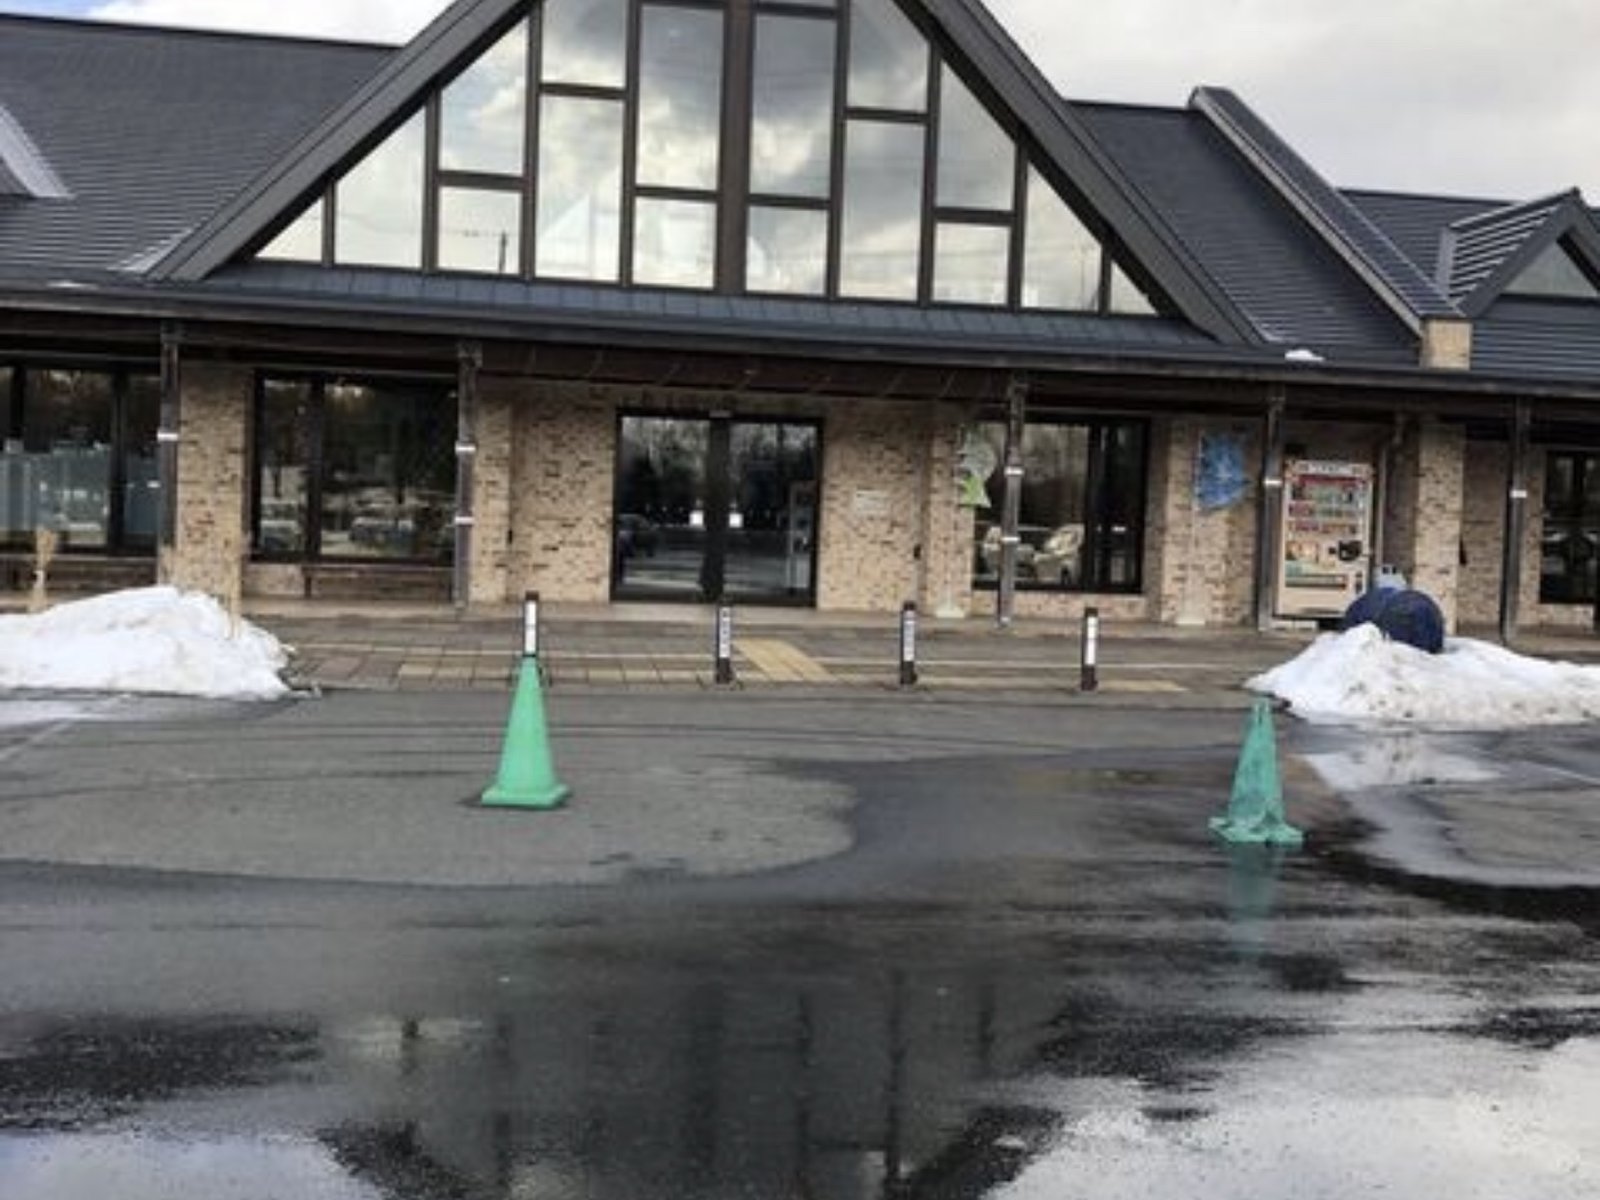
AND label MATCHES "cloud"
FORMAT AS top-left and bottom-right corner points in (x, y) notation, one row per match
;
(88, 0), (442, 41)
